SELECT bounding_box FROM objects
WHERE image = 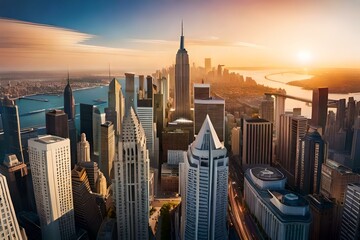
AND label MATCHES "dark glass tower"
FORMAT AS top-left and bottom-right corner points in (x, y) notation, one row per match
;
(64, 74), (75, 120)
(174, 22), (190, 120)
(46, 109), (69, 138)
(0, 96), (24, 163)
